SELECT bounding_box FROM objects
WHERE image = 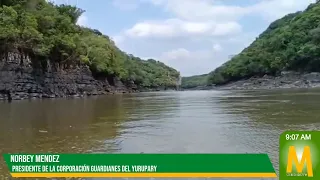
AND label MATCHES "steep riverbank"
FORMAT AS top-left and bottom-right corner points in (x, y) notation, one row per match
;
(205, 2), (320, 88)
(0, 56), (180, 101)
(214, 72), (320, 90)
(0, 53), (139, 101)
(0, 0), (181, 101)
